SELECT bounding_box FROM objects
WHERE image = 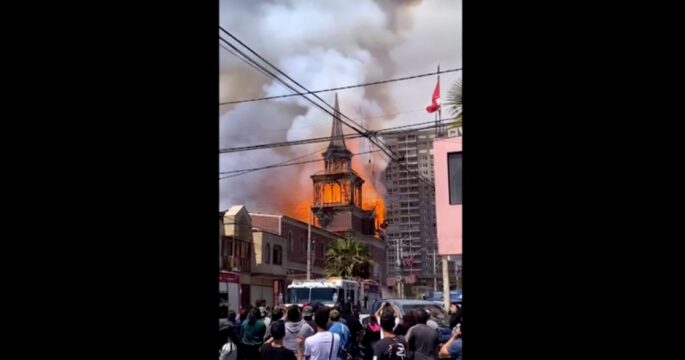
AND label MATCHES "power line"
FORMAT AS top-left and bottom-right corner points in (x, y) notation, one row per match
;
(219, 30), (431, 187)
(220, 146), (325, 177)
(219, 29), (435, 188)
(220, 149), (382, 180)
(219, 119), (454, 154)
(220, 68), (463, 106)
(219, 31), (368, 133)
(219, 41), (276, 83)
(222, 108), (426, 134)
(219, 133), (365, 154)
